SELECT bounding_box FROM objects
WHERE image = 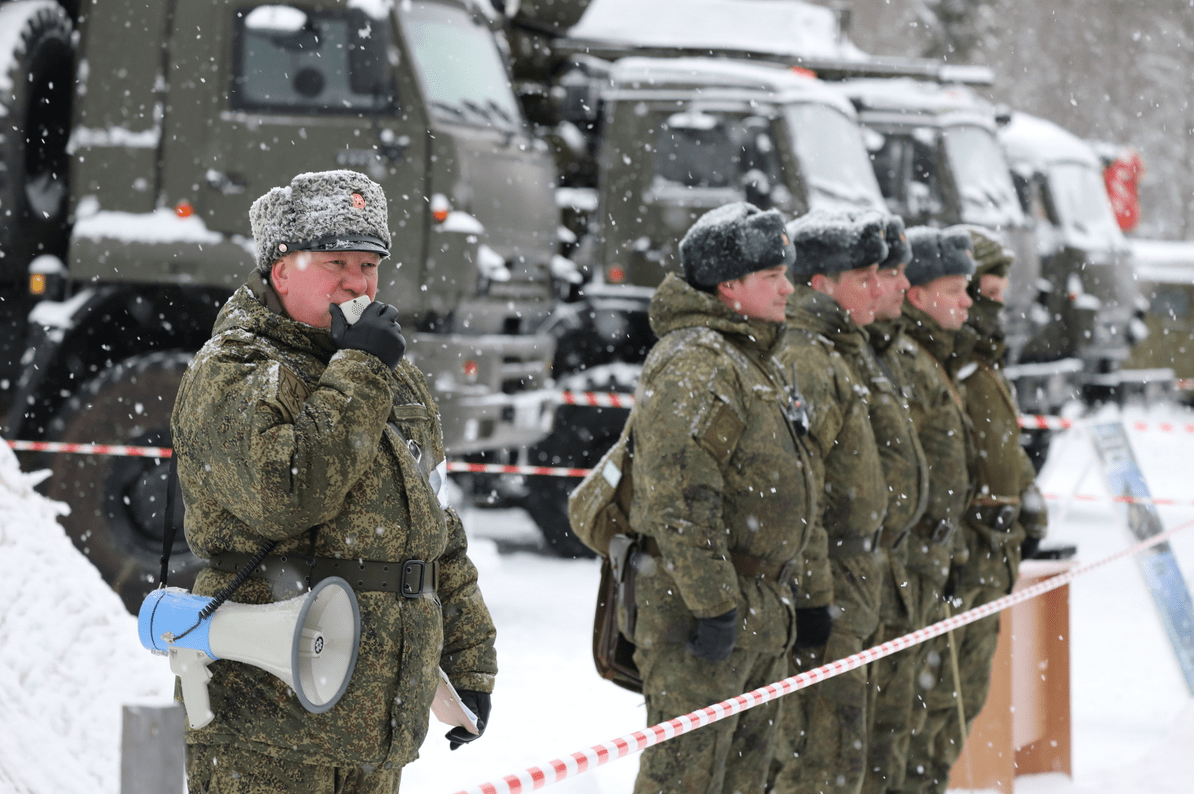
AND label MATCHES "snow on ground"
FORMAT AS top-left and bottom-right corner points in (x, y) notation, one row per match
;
(2, 401), (1193, 793)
